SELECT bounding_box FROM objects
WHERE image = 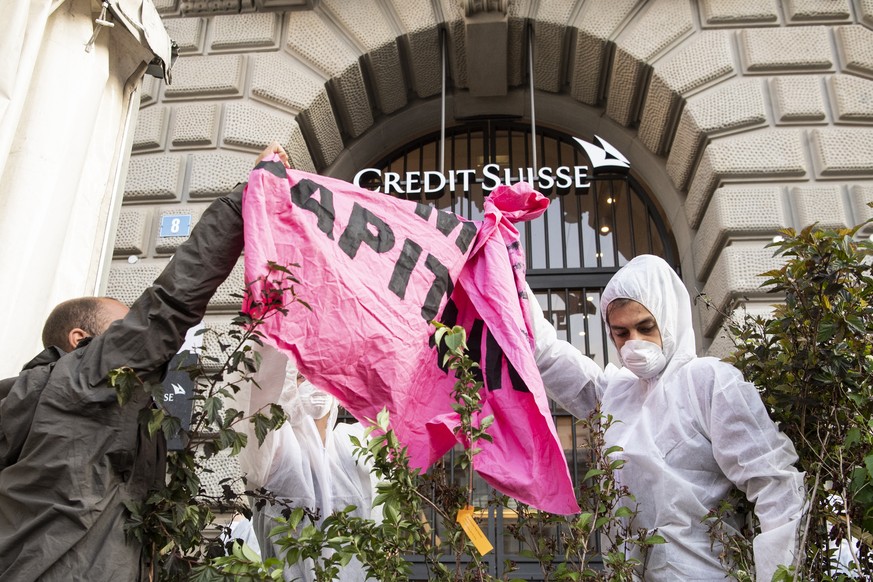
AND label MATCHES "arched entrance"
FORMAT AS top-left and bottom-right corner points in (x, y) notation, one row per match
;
(356, 120), (679, 577)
